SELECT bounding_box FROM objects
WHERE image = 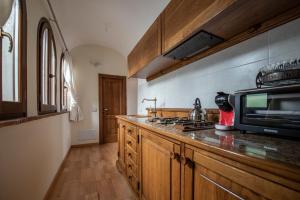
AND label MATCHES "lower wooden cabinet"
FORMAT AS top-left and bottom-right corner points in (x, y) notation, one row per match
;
(139, 129), (181, 200)
(117, 120), (140, 194)
(117, 120), (126, 170)
(117, 119), (300, 200)
(182, 146), (300, 200)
